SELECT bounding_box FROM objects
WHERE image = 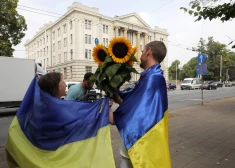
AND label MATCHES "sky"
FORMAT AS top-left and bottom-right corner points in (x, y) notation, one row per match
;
(14, 0), (235, 67)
